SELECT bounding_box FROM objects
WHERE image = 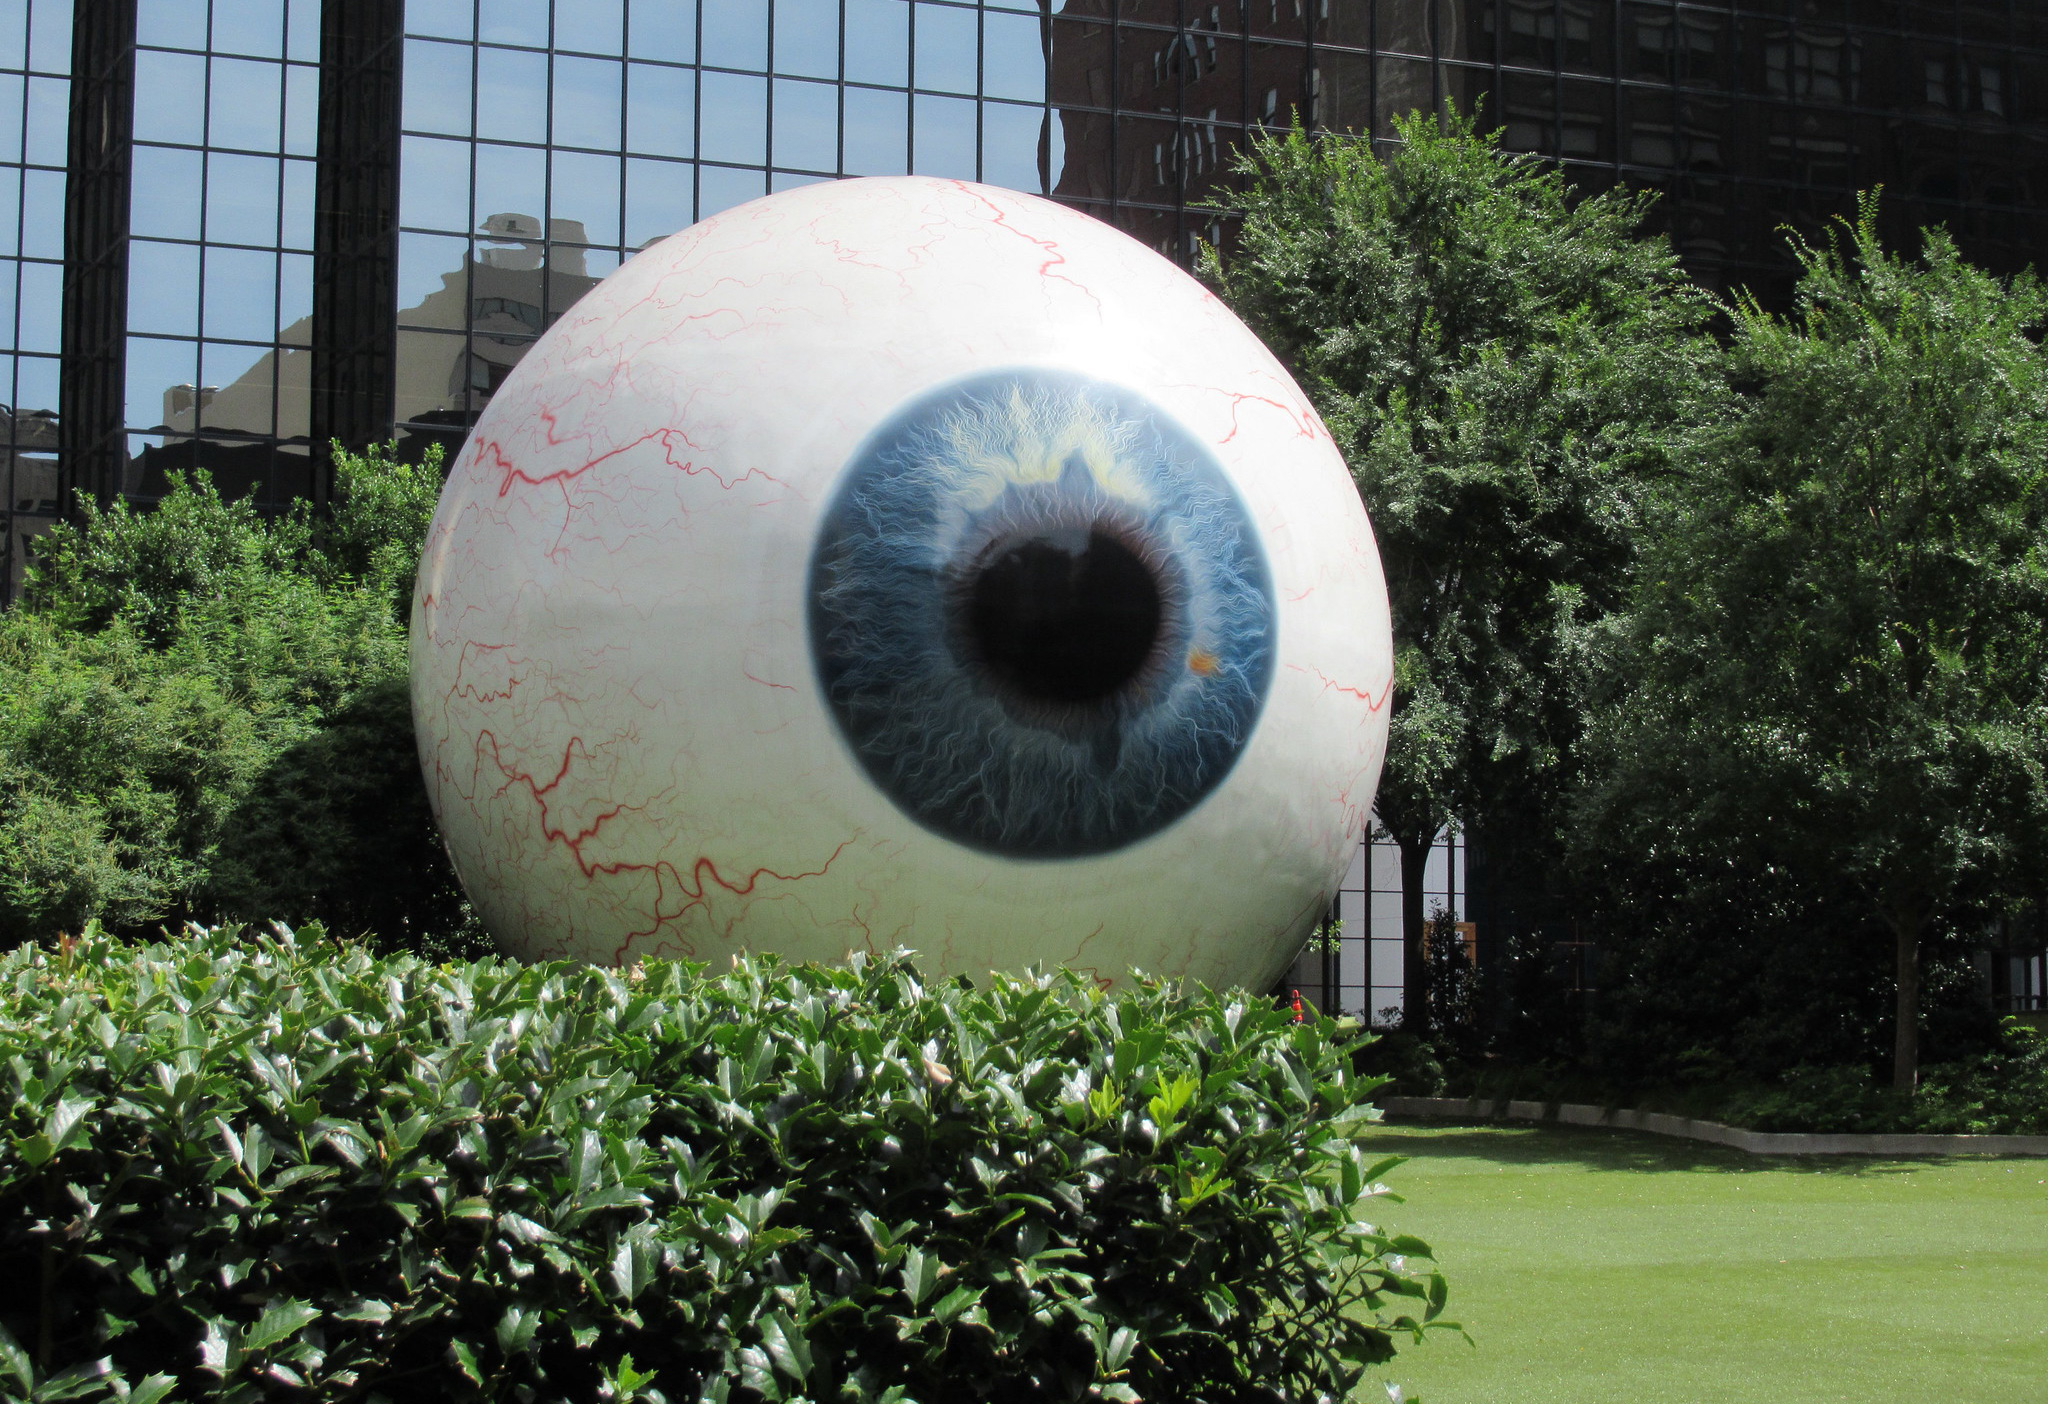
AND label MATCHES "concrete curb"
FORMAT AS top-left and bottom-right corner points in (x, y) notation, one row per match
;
(1377, 1095), (2048, 1157)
